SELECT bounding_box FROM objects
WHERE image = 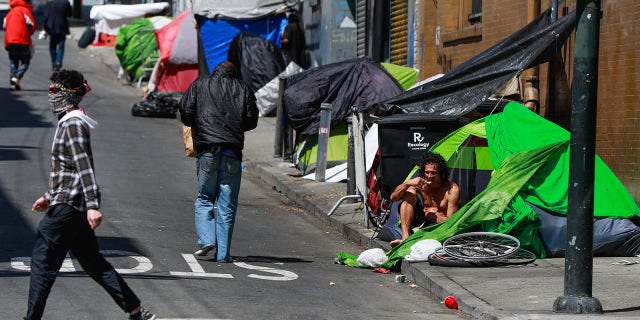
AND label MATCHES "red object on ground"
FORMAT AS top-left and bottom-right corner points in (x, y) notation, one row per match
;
(371, 267), (391, 274)
(444, 295), (458, 309)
